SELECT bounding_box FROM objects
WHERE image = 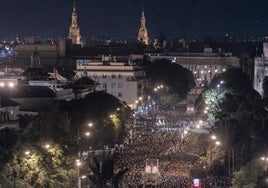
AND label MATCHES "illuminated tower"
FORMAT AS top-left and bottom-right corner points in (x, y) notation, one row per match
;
(68, 1), (81, 45)
(137, 10), (149, 45)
